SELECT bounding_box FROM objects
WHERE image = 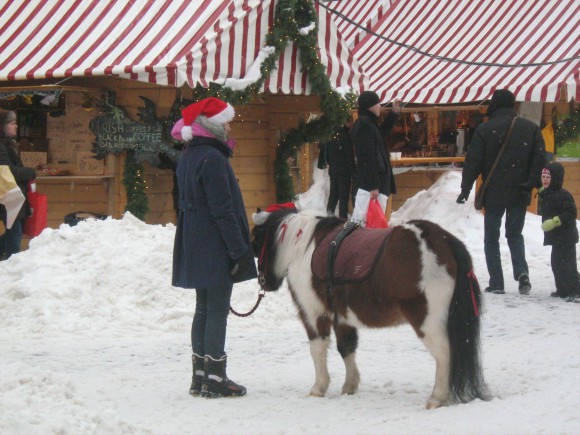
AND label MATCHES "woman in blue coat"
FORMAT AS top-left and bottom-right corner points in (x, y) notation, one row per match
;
(171, 98), (257, 398)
